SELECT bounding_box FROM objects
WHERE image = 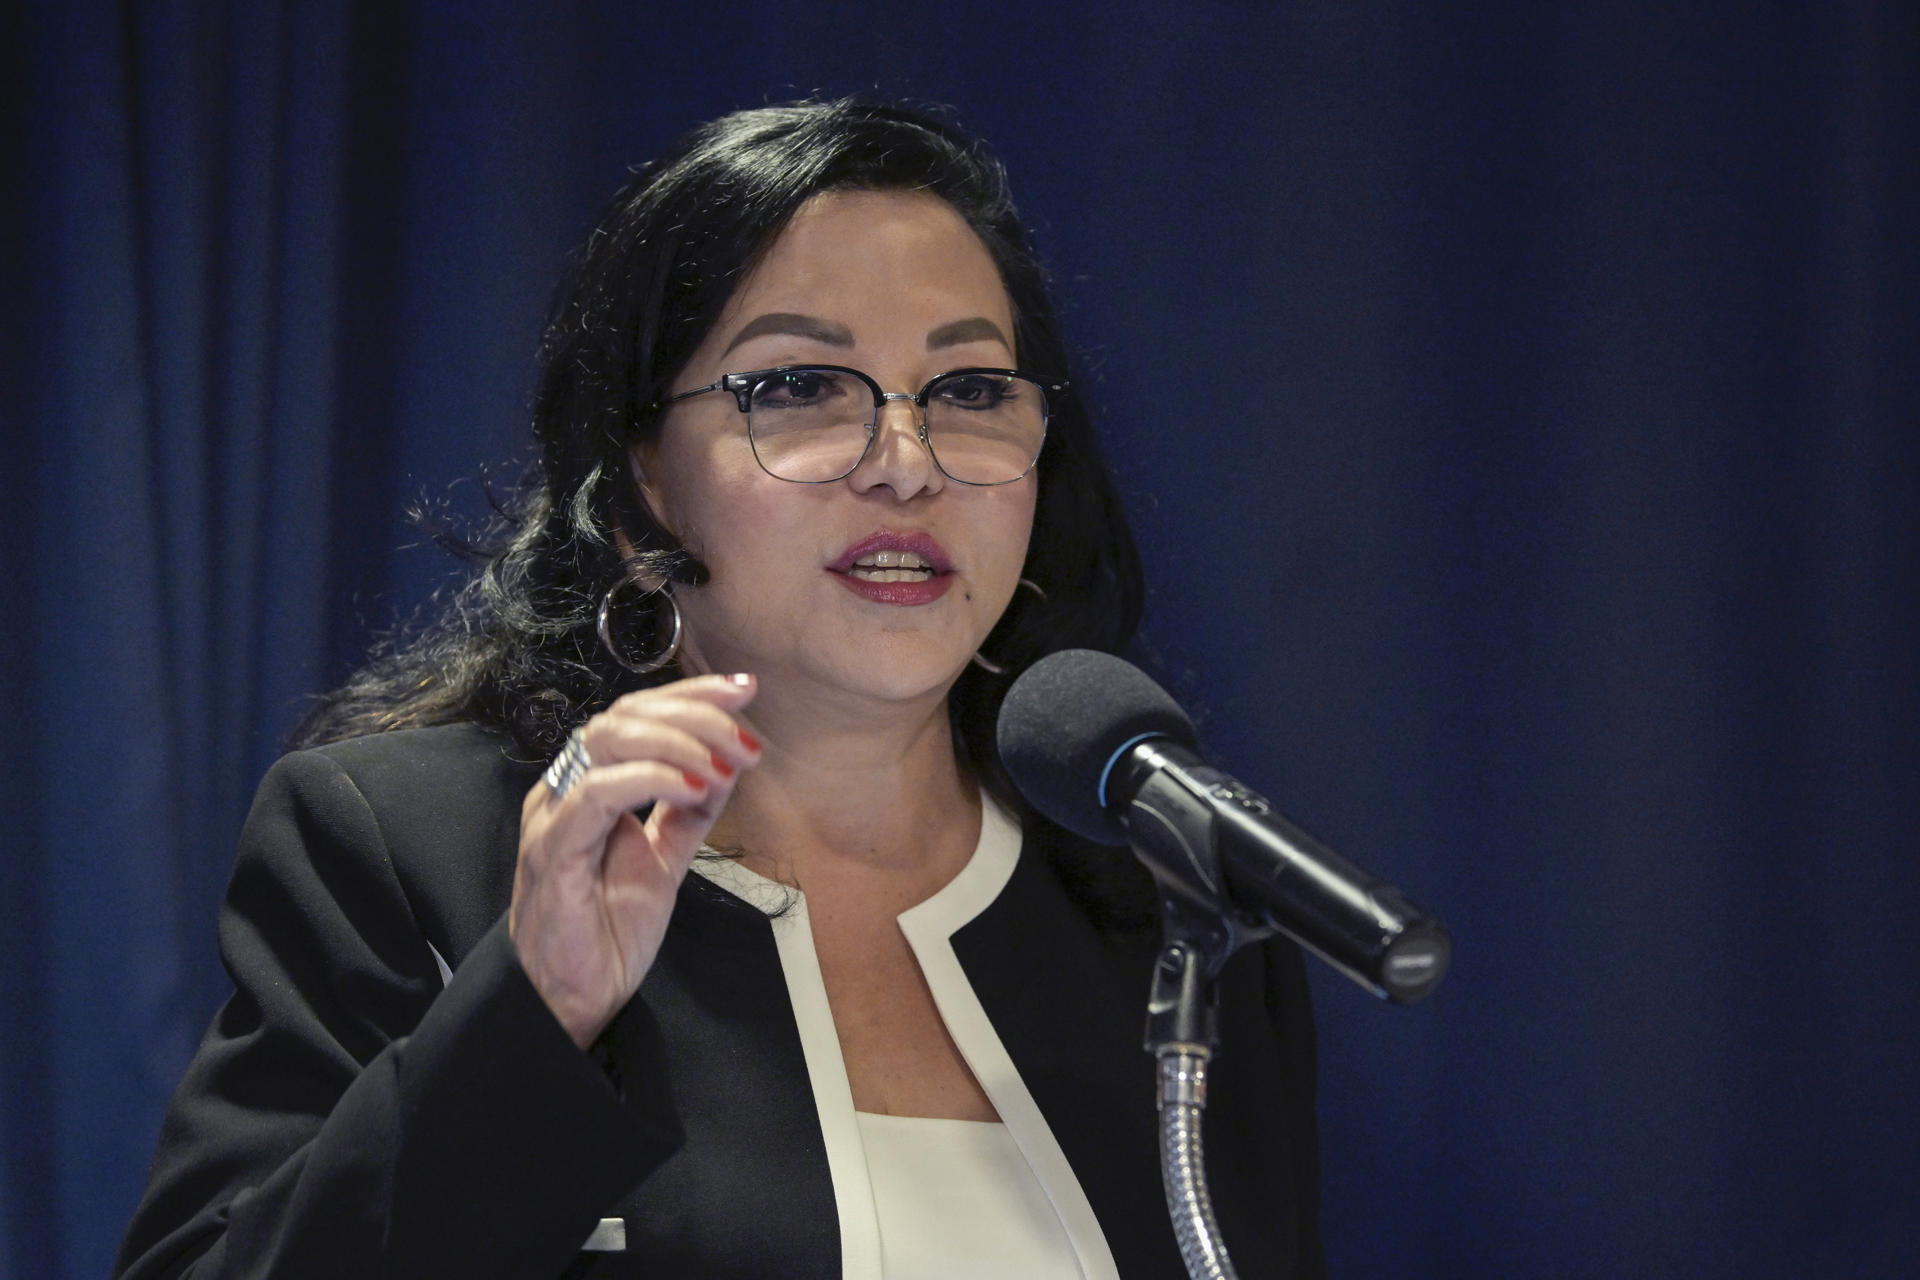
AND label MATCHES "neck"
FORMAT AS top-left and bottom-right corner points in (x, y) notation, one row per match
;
(705, 676), (982, 889)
